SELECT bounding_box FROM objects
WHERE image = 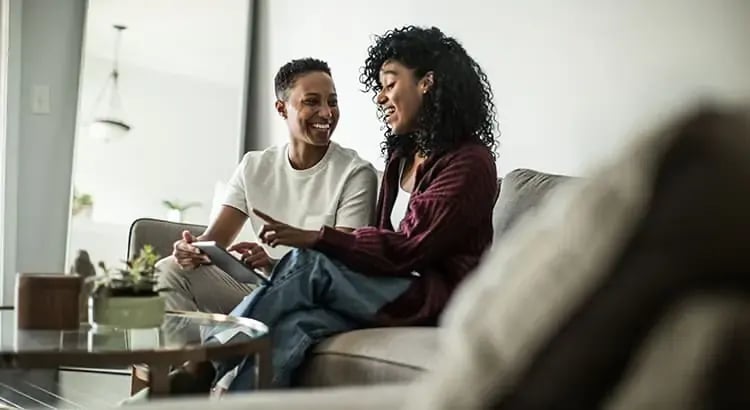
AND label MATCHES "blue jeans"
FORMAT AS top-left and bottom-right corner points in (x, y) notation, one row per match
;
(209, 249), (412, 390)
